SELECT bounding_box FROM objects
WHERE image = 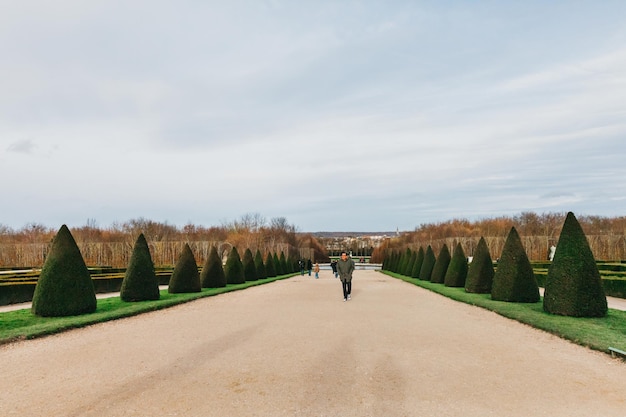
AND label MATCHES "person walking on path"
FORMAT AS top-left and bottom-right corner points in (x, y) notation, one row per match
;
(330, 259), (338, 278)
(313, 262), (320, 279)
(306, 259), (313, 277)
(337, 251), (355, 301)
